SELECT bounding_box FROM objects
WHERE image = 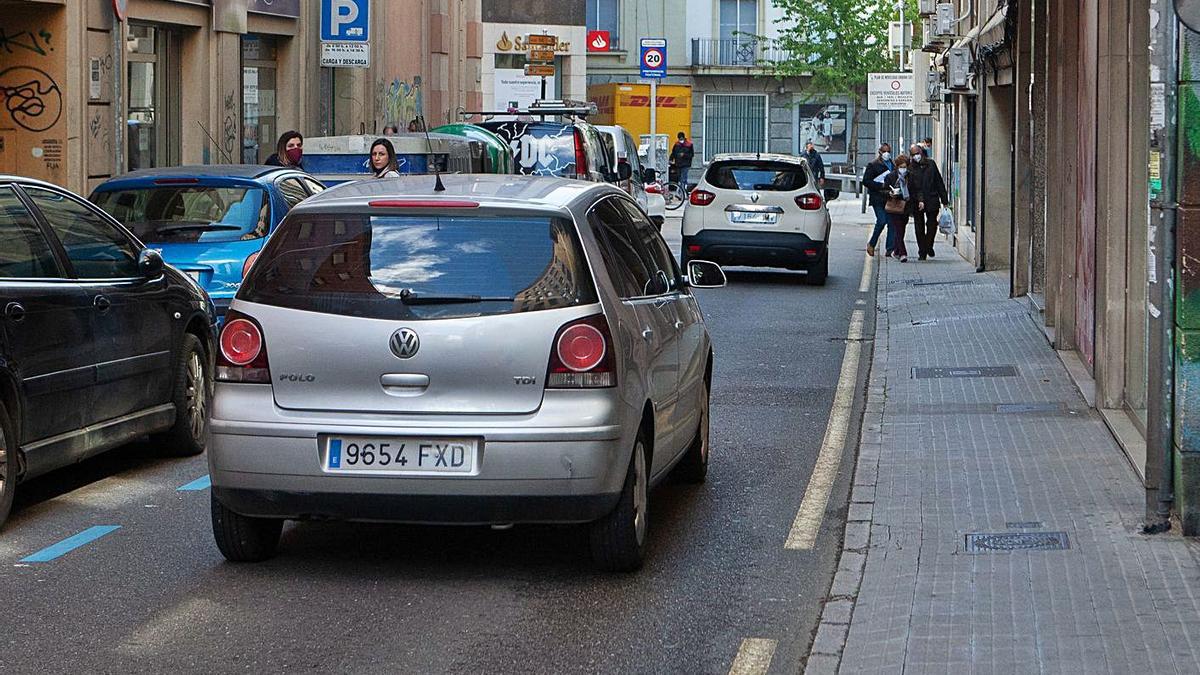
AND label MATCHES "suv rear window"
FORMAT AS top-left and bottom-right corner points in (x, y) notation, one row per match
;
(478, 121), (578, 177)
(92, 186), (269, 243)
(705, 161), (809, 191)
(239, 213), (598, 320)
